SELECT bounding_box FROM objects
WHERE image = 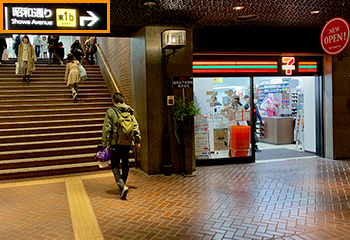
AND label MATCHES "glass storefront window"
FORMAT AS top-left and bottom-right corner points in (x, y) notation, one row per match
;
(193, 77), (252, 159)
